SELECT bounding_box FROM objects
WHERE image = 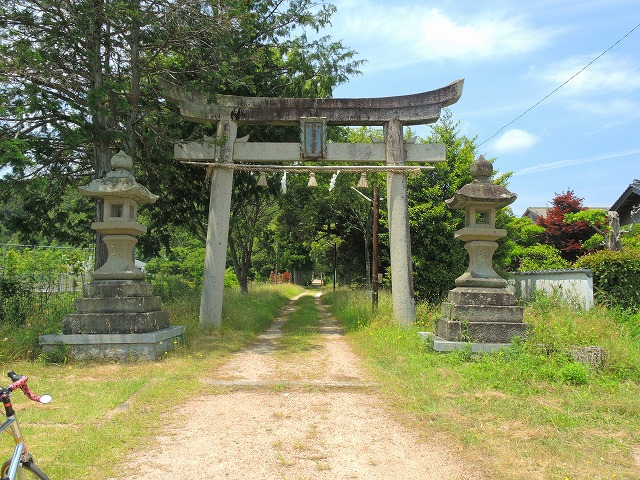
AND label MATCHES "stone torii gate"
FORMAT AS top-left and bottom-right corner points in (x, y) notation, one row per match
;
(162, 79), (464, 327)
